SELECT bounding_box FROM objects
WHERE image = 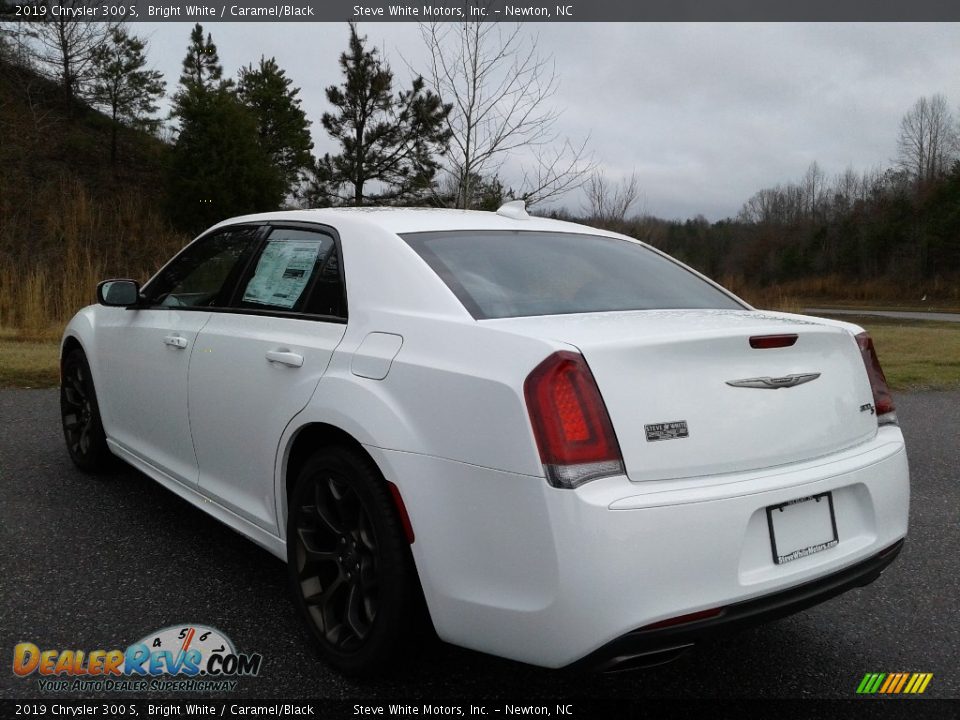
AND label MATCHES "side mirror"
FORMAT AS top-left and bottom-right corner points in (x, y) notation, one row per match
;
(97, 279), (141, 307)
